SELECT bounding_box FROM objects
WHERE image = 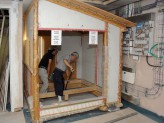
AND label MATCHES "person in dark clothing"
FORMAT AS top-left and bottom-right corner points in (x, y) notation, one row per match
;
(39, 47), (58, 93)
(53, 52), (79, 102)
